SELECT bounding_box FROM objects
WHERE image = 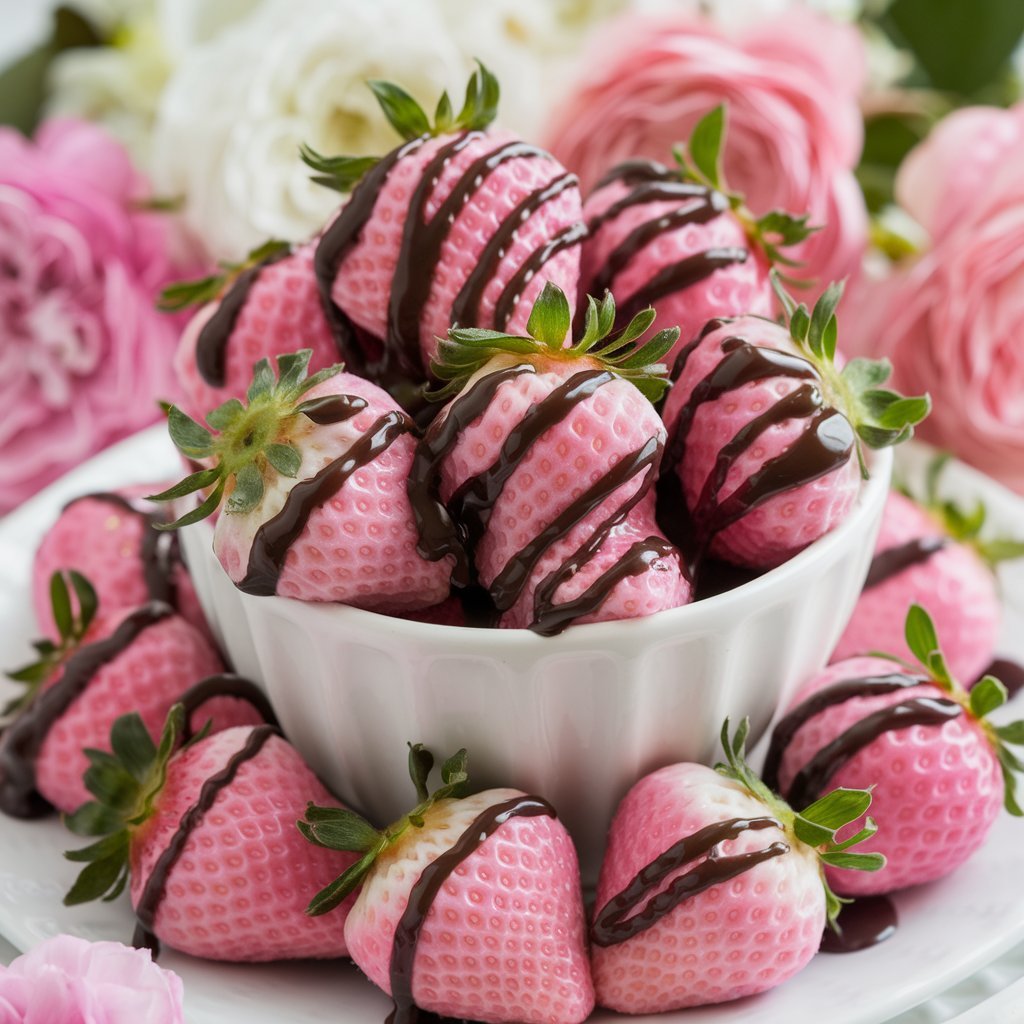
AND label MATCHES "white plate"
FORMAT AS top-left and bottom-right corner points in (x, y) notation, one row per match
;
(0, 427), (1023, 1024)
